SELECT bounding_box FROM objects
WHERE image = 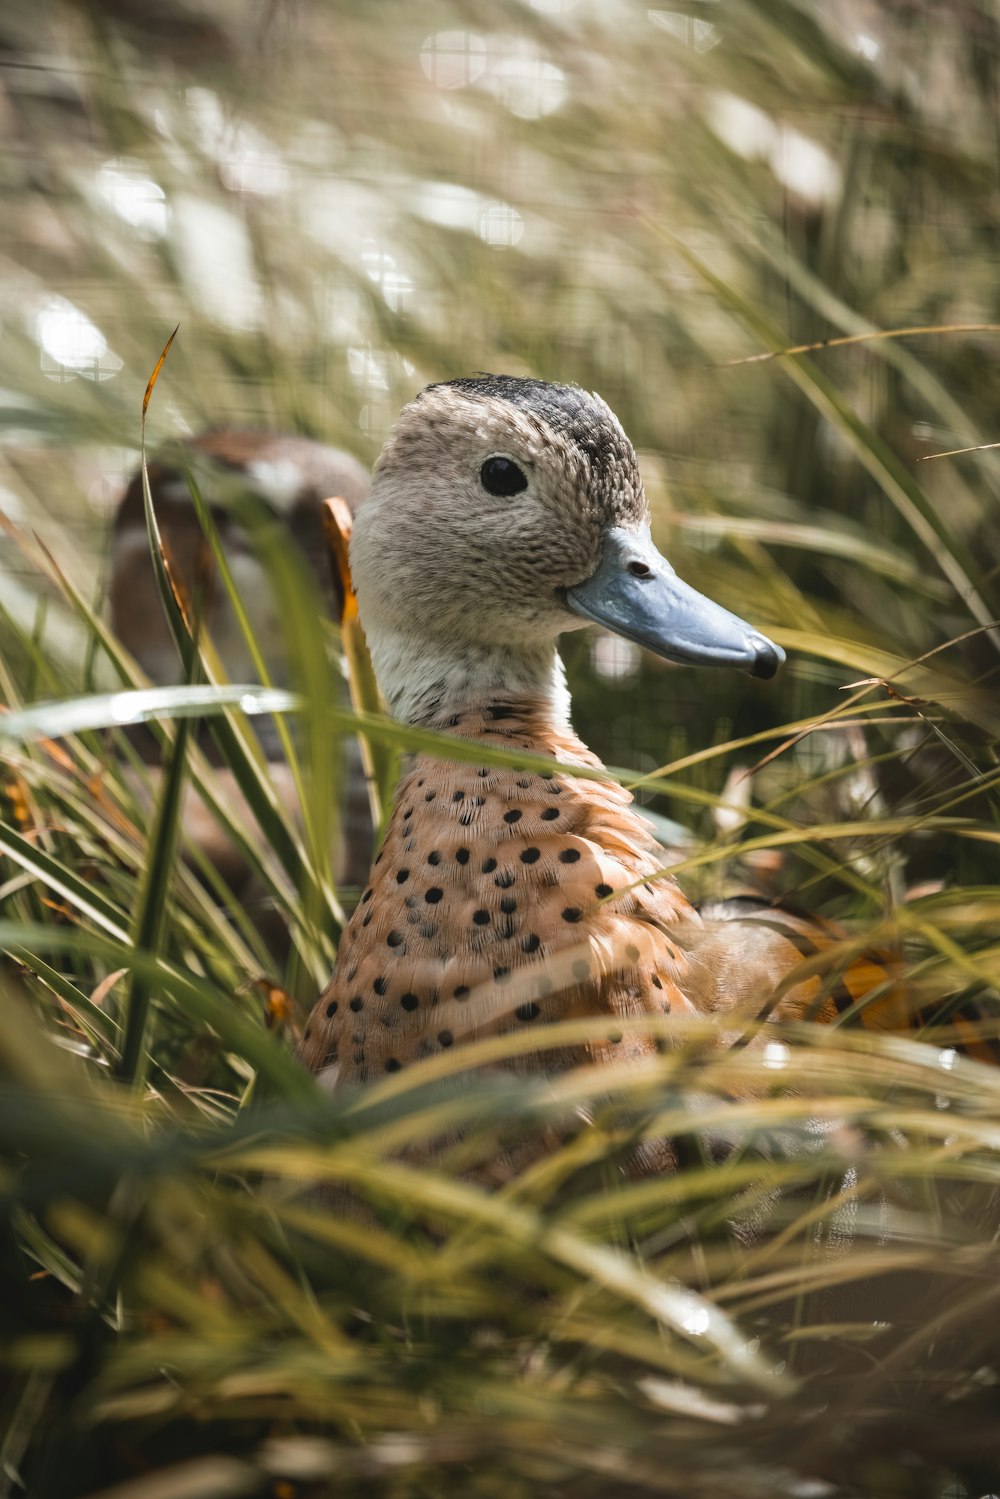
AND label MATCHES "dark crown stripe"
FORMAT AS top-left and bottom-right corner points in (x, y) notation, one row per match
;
(426, 373), (635, 479)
